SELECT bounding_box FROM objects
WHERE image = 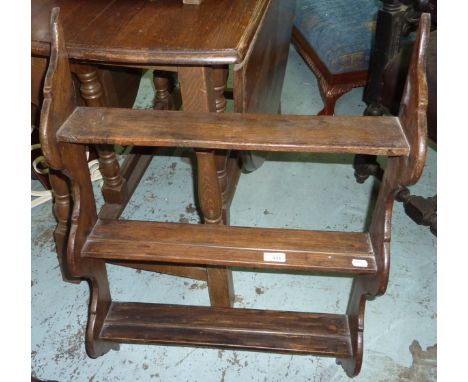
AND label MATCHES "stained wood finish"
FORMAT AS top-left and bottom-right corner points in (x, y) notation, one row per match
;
(94, 66), (141, 109)
(97, 152), (151, 220)
(48, 169), (70, 249)
(39, 8), (118, 357)
(32, 44), (142, 284)
(364, 0), (405, 111)
(32, 17), (201, 281)
(95, 150), (205, 279)
(215, 150), (229, 211)
(338, 15), (430, 377)
(59, 143), (123, 358)
(196, 148), (233, 317)
(60, 139), (118, 358)
(39, 7), (431, 377)
(38, 9), (76, 171)
(31, 0), (270, 65)
(178, 66), (234, 307)
(234, 0), (295, 115)
(31, 56), (48, 110)
(153, 71), (174, 110)
(234, 0), (295, 171)
(110, 262), (208, 281)
(99, 302), (352, 357)
(211, 66), (231, 204)
(96, 150), (208, 281)
(48, 169), (76, 283)
(396, 187), (437, 235)
(57, 108), (409, 156)
(196, 151), (223, 225)
(31, 57), (52, 190)
(291, 27), (368, 116)
(213, 66), (228, 114)
(183, 0), (204, 5)
(33, 57), (141, 116)
(33, 57), (141, 110)
(196, 65), (239, 225)
(222, 153), (242, 224)
(73, 64), (128, 204)
(82, 219), (377, 274)
(32, 0), (287, 281)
